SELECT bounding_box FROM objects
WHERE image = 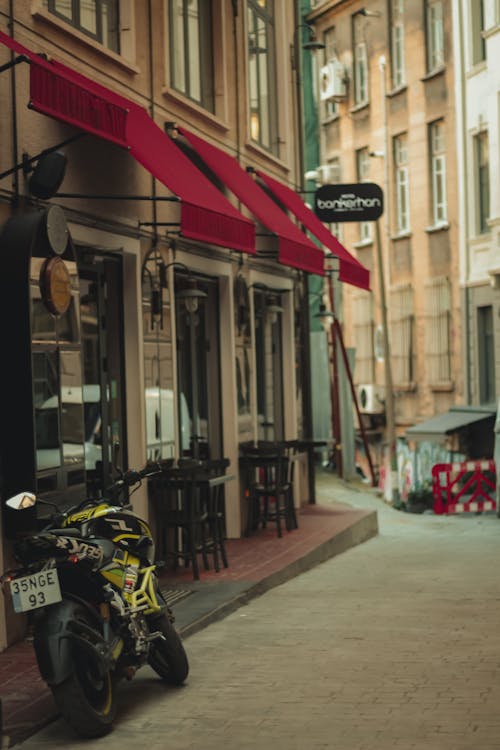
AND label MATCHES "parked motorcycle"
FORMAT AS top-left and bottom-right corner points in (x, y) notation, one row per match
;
(1, 465), (189, 738)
